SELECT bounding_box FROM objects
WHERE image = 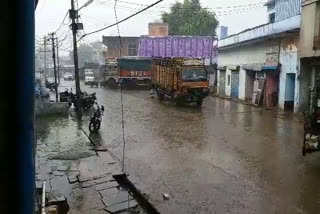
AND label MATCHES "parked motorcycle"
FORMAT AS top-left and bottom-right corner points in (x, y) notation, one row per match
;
(45, 80), (58, 91)
(71, 91), (97, 110)
(89, 103), (104, 133)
